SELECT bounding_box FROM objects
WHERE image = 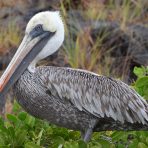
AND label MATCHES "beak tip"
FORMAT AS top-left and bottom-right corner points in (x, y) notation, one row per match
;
(0, 81), (4, 92)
